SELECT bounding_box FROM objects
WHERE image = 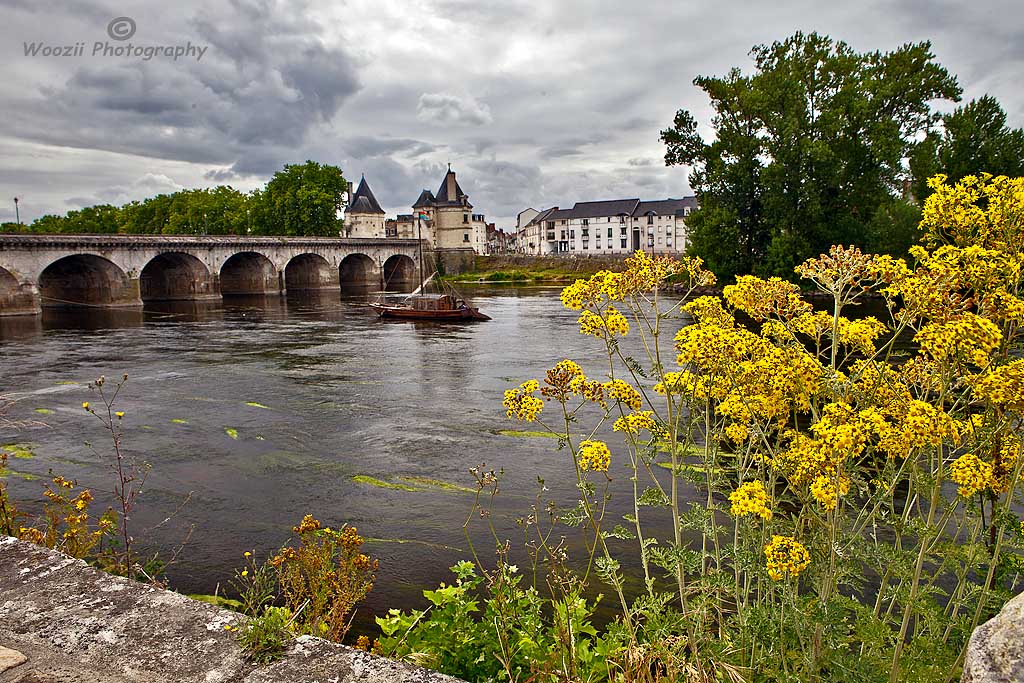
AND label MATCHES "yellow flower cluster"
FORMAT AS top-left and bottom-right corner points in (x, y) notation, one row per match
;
(809, 473), (851, 512)
(577, 440), (611, 472)
(578, 306), (630, 338)
(559, 251), (715, 313)
(949, 452), (995, 498)
(974, 359), (1024, 413)
(604, 379), (643, 410)
(729, 481), (773, 521)
(791, 312), (888, 356)
(915, 313), (1002, 366)
(921, 174), (1024, 255)
(503, 380), (544, 421)
(613, 410), (660, 436)
(724, 275), (811, 321)
(764, 535), (811, 581)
